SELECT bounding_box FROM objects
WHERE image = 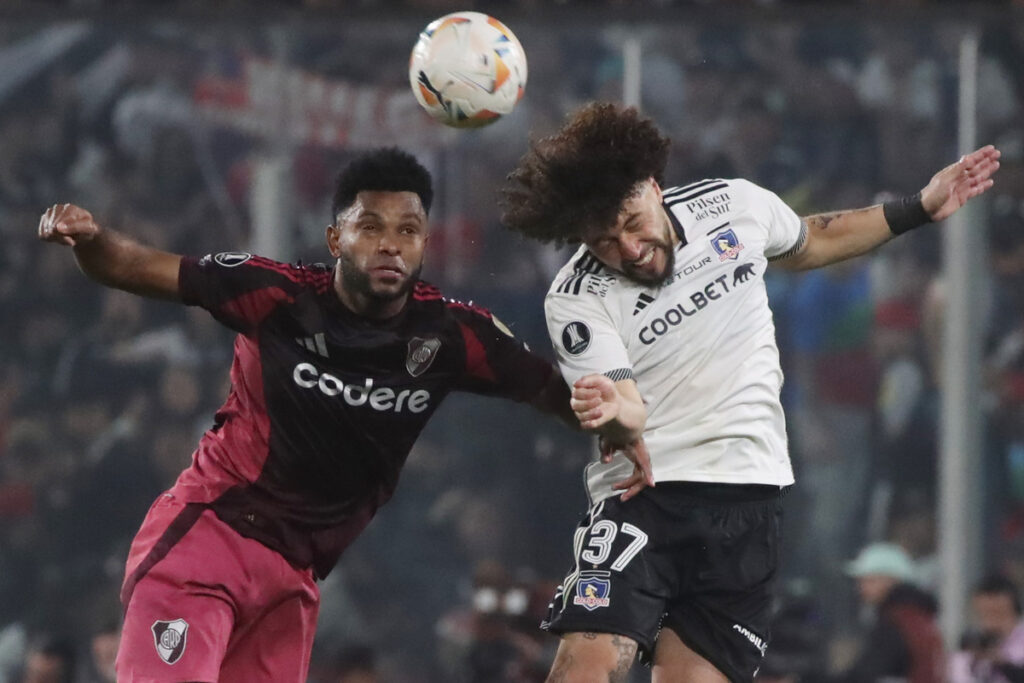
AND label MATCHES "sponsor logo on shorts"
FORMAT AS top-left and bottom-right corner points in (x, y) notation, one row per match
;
(573, 571), (611, 611)
(152, 619), (188, 664)
(732, 622), (767, 656)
